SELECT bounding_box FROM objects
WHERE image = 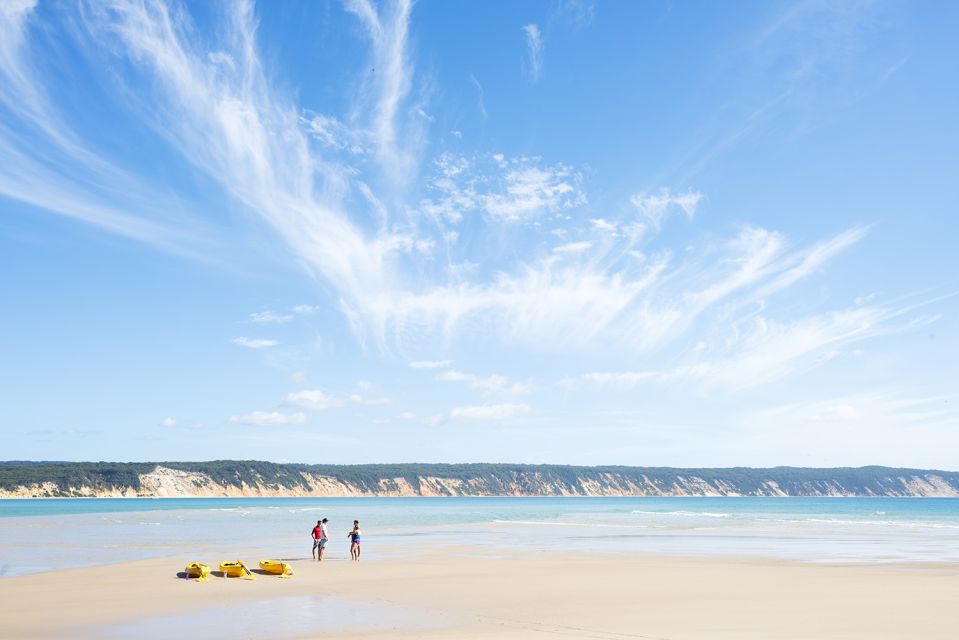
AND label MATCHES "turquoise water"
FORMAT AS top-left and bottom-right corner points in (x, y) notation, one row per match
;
(1, 497), (957, 576)
(4, 495), (959, 522)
